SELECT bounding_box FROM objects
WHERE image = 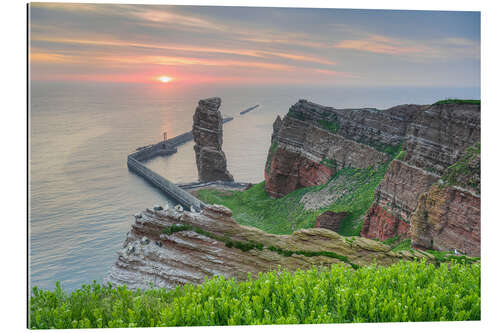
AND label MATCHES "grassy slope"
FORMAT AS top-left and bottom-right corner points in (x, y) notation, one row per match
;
(433, 99), (480, 105)
(30, 261), (480, 328)
(198, 164), (388, 236)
